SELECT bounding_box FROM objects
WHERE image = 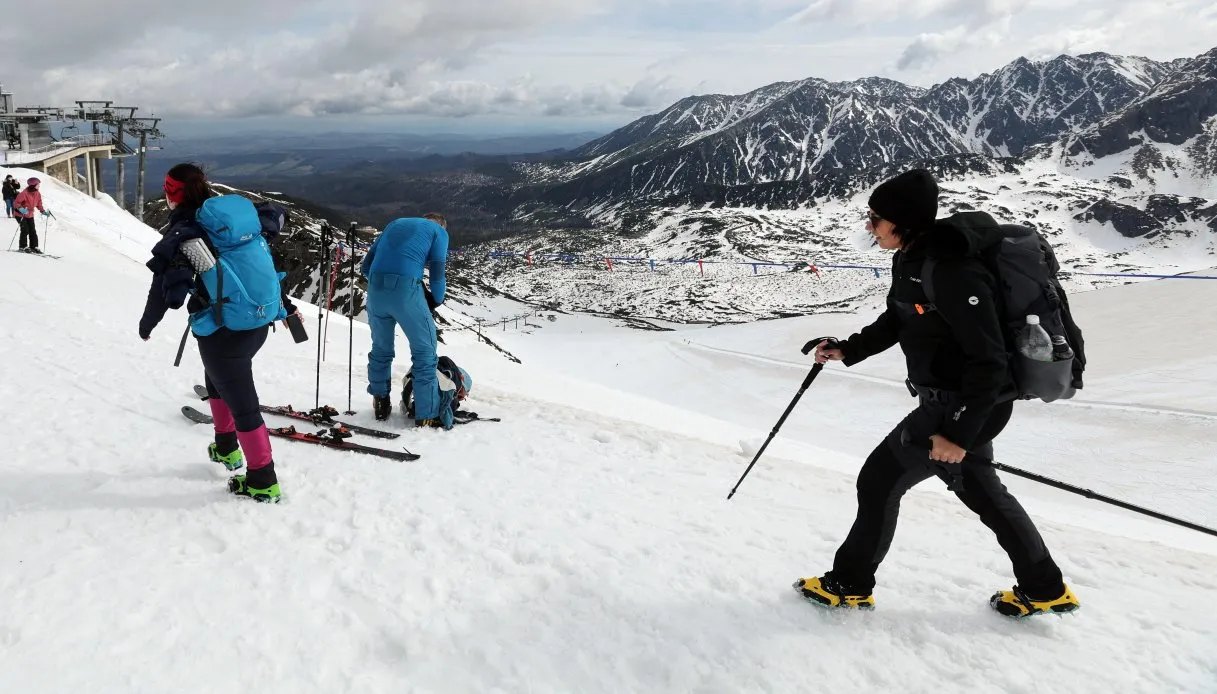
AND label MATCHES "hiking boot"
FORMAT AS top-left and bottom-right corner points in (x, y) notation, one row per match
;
(990, 583), (1080, 618)
(793, 573), (875, 610)
(373, 395), (392, 421)
(415, 418), (444, 429)
(227, 462), (281, 503)
(208, 441), (244, 471)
